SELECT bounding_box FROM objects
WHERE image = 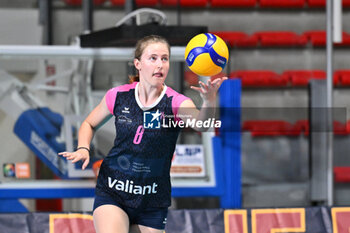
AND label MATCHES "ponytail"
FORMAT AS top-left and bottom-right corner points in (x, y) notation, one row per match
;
(128, 74), (140, 83)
